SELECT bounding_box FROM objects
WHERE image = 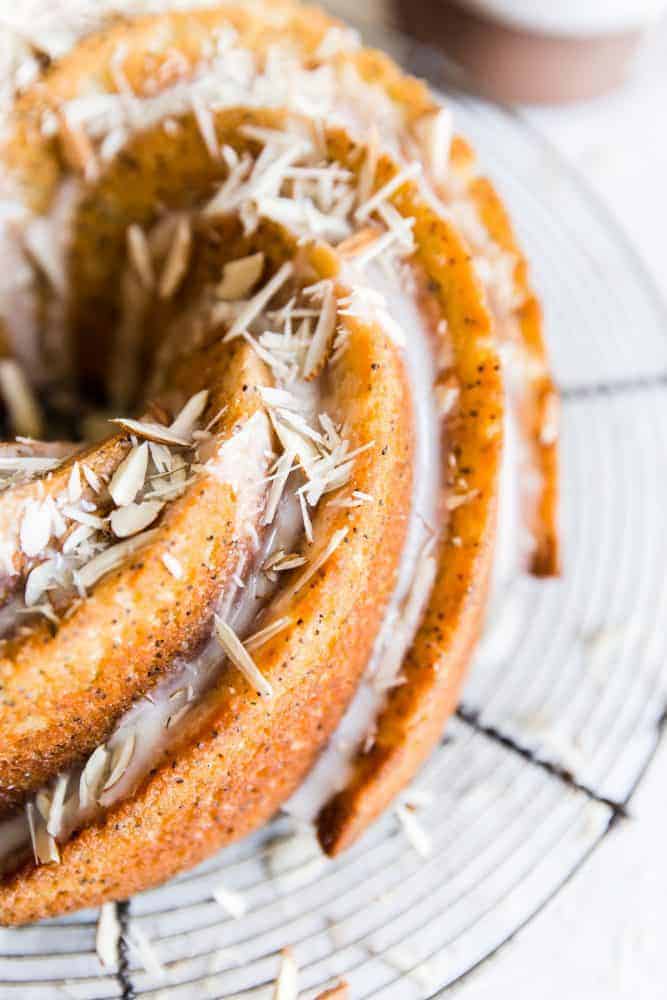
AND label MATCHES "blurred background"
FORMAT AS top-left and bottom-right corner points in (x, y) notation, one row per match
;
(326, 2), (667, 997)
